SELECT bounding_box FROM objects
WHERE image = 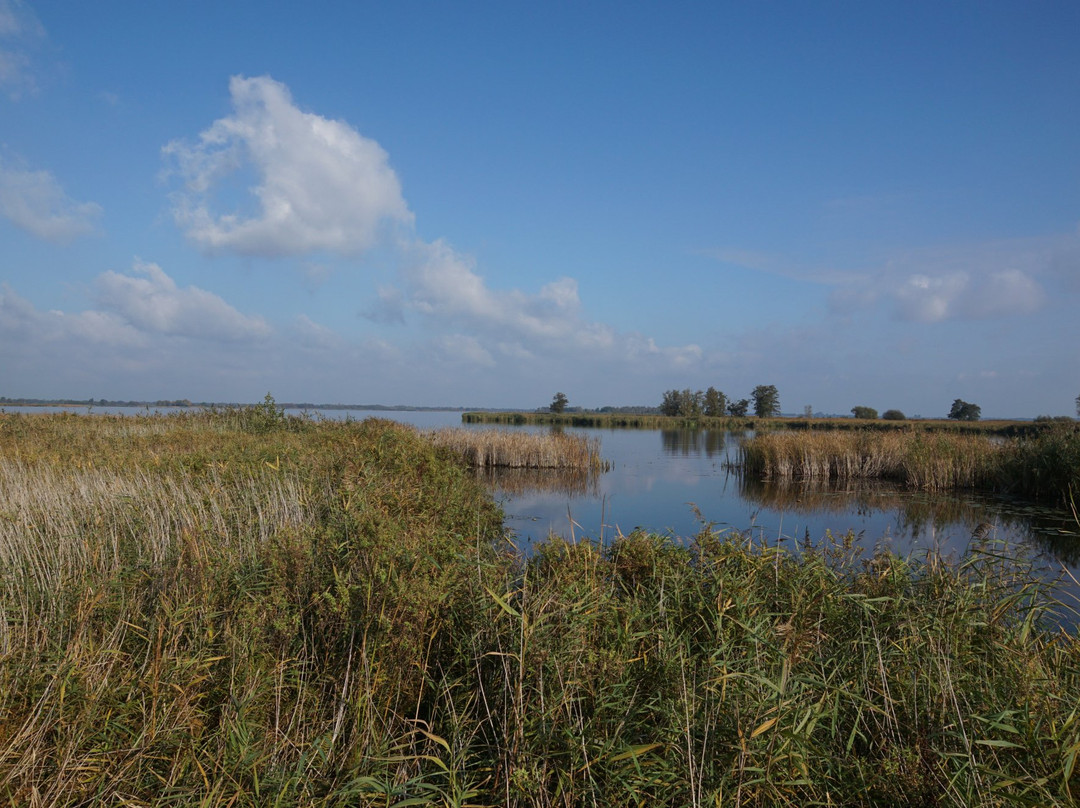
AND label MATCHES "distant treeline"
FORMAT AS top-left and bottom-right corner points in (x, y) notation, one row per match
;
(0, 397), (206, 408)
(463, 411), (1054, 437)
(0, 397), (481, 412)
